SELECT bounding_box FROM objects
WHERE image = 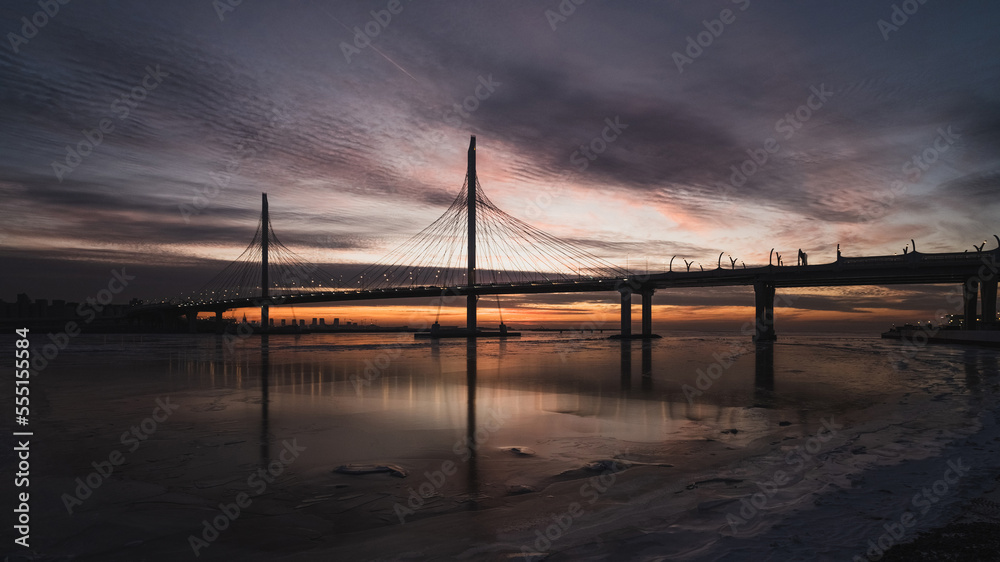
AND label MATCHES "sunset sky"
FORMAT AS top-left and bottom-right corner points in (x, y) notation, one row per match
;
(1, 1), (998, 331)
